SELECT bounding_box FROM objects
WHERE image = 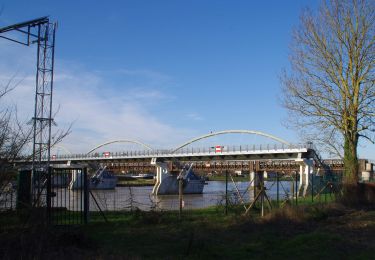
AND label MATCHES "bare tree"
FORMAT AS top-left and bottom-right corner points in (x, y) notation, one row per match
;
(0, 79), (32, 193)
(281, 0), (374, 185)
(0, 78), (70, 197)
